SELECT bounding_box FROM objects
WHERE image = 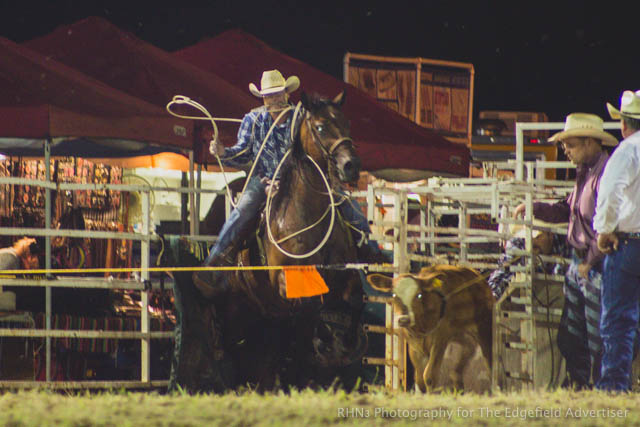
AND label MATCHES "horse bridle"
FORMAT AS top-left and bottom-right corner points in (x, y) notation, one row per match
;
(303, 110), (354, 160)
